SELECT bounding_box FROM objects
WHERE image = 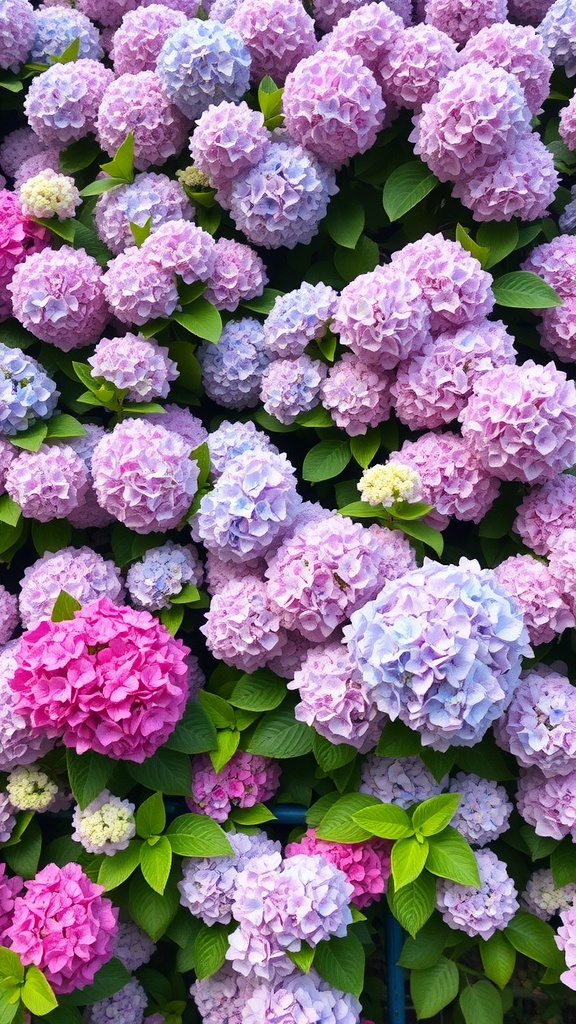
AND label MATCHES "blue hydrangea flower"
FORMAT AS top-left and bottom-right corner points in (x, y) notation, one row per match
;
(29, 7), (103, 63)
(126, 541), (203, 610)
(208, 419), (278, 478)
(198, 318), (271, 409)
(0, 343), (59, 436)
(85, 979), (147, 1024)
(263, 282), (338, 358)
(537, 0), (576, 76)
(156, 20), (251, 120)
